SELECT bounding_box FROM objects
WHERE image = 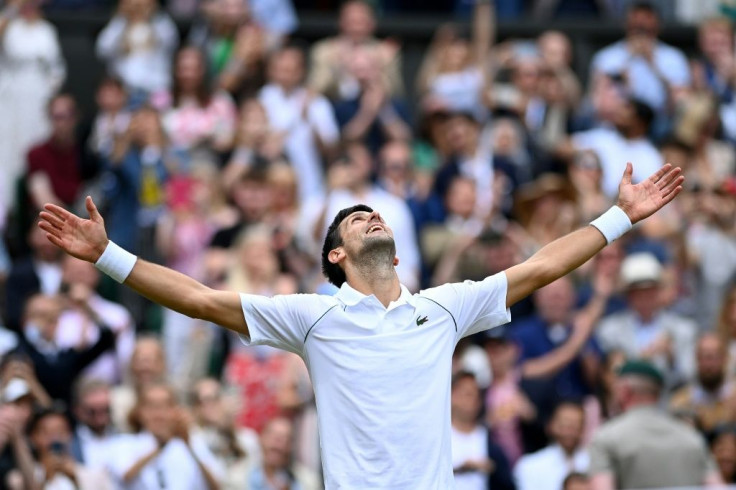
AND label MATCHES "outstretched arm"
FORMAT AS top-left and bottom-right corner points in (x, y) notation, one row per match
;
(505, 162), (683, 308)
(38, 197), (247, 335)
